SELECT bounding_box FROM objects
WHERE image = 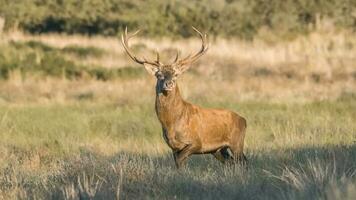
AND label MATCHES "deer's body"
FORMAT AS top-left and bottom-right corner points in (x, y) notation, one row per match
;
(156, 85), (247, 167)
(121, 27), (247, 168)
